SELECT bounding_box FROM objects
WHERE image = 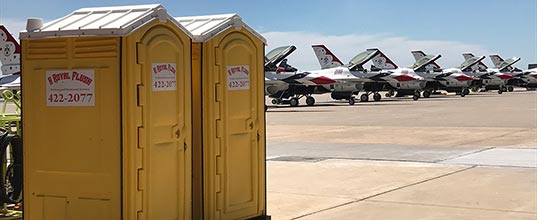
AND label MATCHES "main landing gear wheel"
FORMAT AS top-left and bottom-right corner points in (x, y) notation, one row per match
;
(498, 90), (503, 94)
(386, 90), (395, 97)
(348, 97), (356, 105)
(271, 99), (280, 104)
(373, 93), (381, 101)
(306, 96), (315, 106)
(360, 94), (369, 102)
(463, 88), (470, 95)
(508, 86), (514, 92)
(501, 86), (508, 92)
(413, 91), (420, 101)
(289, 97), (299, 107)
(423, 90), (431, 98)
